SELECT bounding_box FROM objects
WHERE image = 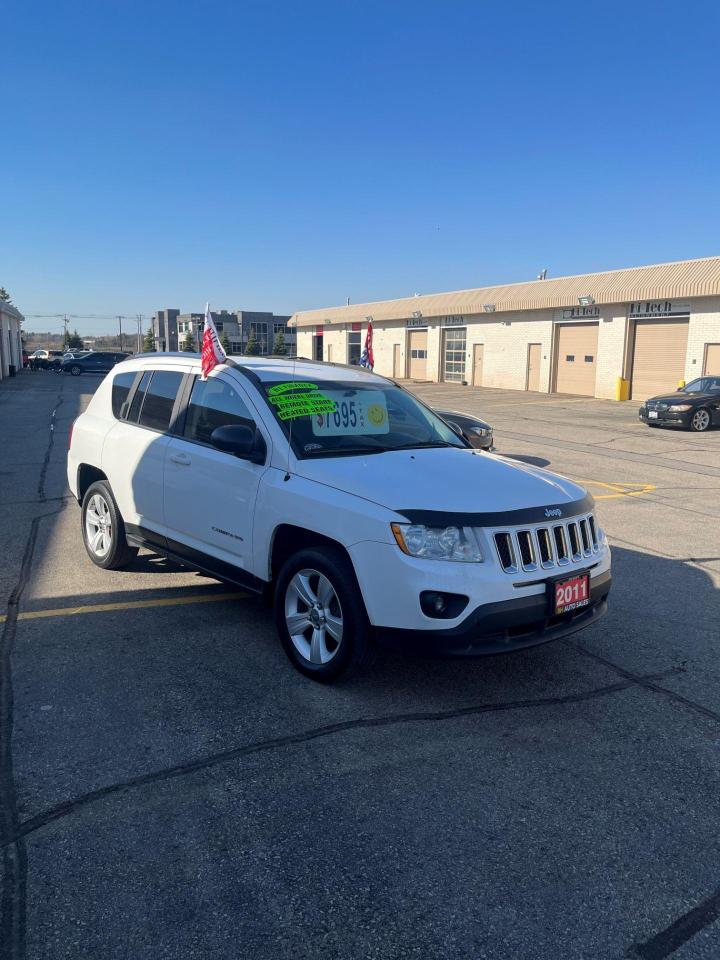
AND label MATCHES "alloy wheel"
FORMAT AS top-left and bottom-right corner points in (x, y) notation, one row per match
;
(85, 494), (113, 558)
(692, 409), (710, 431)
(284, 568), (344, 664)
